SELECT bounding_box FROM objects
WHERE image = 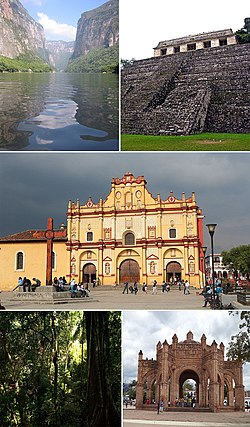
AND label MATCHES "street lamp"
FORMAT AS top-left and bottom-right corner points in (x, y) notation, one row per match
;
(206, 224), (217, 308)
(201, 246), (207, 289)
